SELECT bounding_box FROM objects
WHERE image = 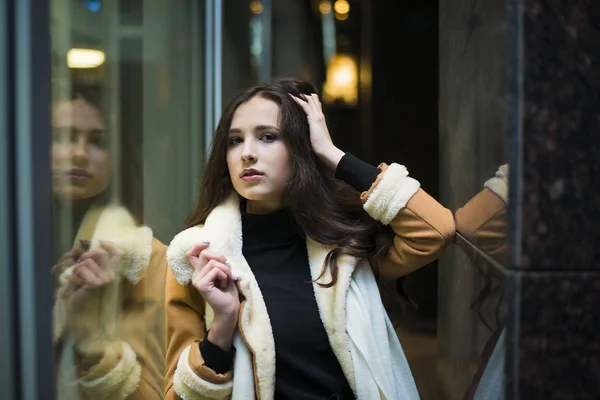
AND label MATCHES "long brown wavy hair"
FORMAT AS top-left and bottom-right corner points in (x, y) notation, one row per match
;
(185, 77), (394, 286)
